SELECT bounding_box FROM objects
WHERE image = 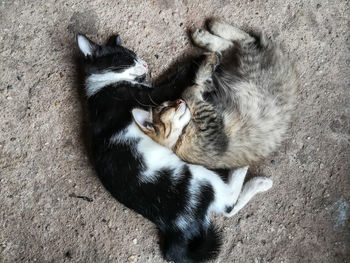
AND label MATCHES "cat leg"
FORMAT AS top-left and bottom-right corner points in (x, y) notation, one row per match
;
(227, 166), (249, 204)
(226, 177), (273, 217)
(182, 52), (220, 101)
(208, 19), (255, 43)
(192, 29), (233, 52)
(219, 166), (249, 216)
(195, 52), (221, 86)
